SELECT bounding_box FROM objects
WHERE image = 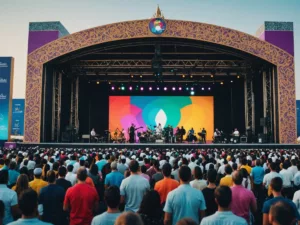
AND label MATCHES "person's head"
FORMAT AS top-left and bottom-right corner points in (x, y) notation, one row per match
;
(283, 161), (289, 170)
(105, 186), (120, 209)
(0, 170), (8, 185)
(47, 170), (56, 184)
(58, 166), (67, 178)
(270, 162), (277, 171)
(115, 212), (143, 225)
(4, 159), (10, 166)
(141, 165), (147, 174)
(240, 168), (249, 178)
(138, 190), (162, 217)
(269, 201), (296, 225)
(207, 169), (217, 184)
(15, 174), (29, 195)
(110, 162), (118, 171)
(179, 165), (191, 183)
(19, 189), (38, 217)
(176, 218), (198, 225)
(193, 166), (203, 180)
(224, 165), (232, 175)
(256, 159), (261, 166)
(67, 164), (74, 172)
(270, 177), (283, 193)
(162, 163), (172, 177)
(215, 186), (232, 209)
(52, 162), (59, 171)
(129, 160), (139, 173)
(33, 167), (43, 179)
(9, 161), (17, 170)
(77, 167), (87, 182)
(241, 158), (247, 165)
(19, 166), (29, 176)
(232, 163), (238, 171)
(232, 170), (243, 185)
